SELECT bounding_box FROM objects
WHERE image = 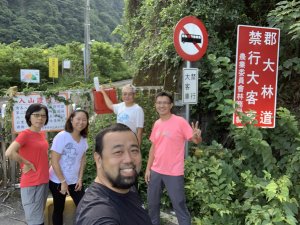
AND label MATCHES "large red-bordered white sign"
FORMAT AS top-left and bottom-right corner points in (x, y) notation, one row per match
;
(233, 25), (280, 128)
(12, 92), (69, 133)
(173, 16), (208, 61)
